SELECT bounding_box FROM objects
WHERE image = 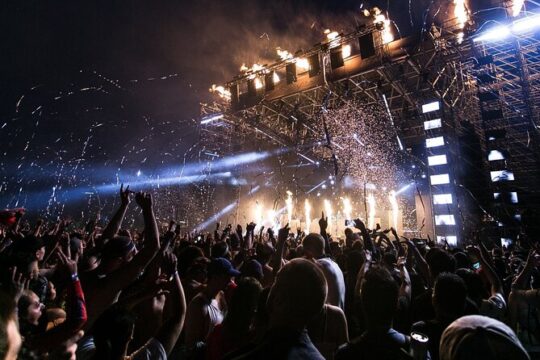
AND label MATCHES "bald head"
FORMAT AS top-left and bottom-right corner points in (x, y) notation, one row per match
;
(268, 258), (327, 329)
(302, 233), (325, 258)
